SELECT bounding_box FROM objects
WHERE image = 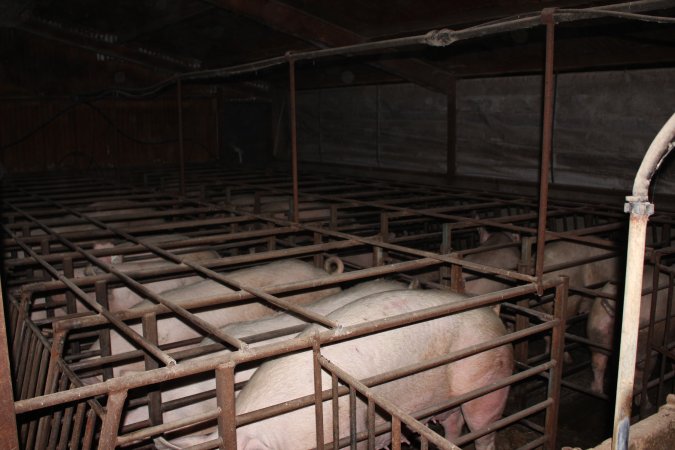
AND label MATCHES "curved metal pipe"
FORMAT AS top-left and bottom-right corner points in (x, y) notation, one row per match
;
(613, 112), (675, 450)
